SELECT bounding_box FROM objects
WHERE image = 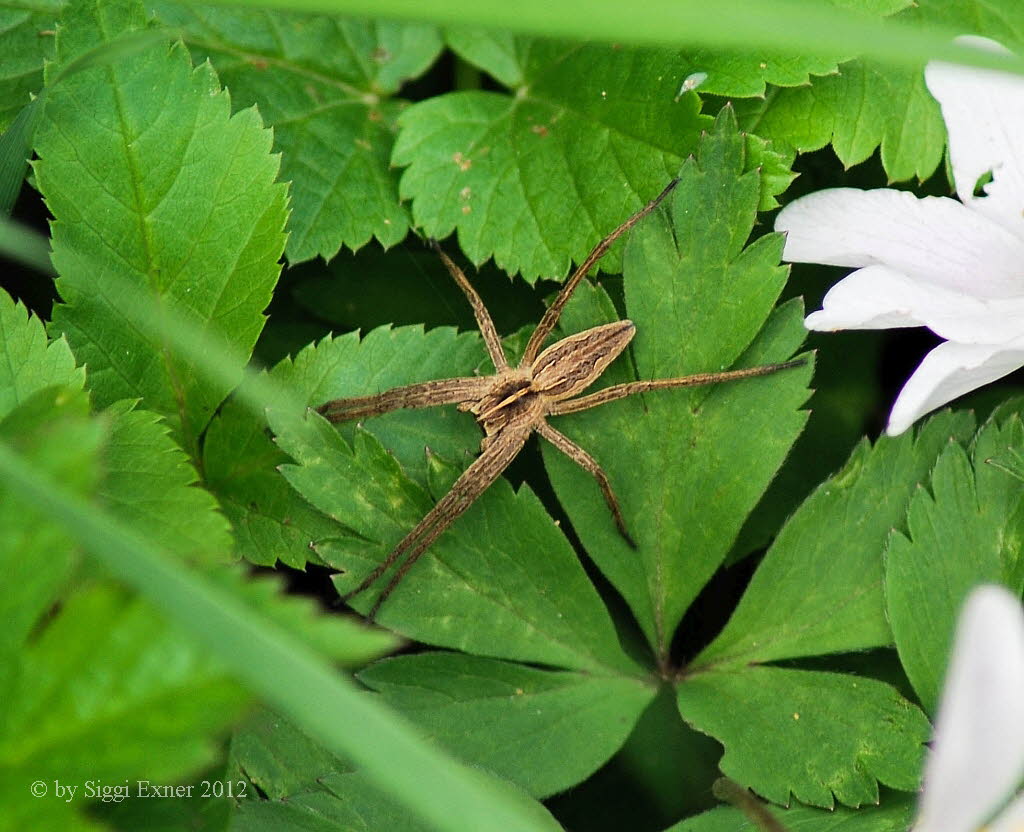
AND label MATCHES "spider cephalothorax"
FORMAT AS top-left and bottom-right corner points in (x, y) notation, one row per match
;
(318, 180), (804, 619)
